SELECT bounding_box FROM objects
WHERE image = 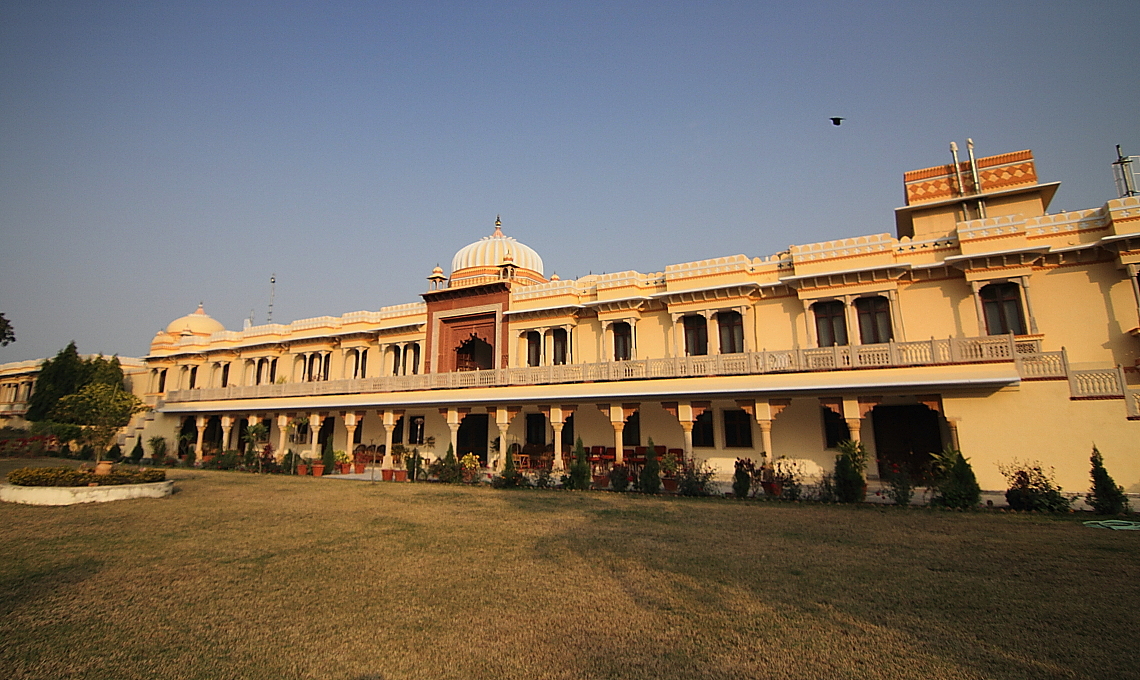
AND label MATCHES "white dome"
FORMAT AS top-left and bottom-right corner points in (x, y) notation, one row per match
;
(165, 304), (225, 336)
(451, 222), (543, 276)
